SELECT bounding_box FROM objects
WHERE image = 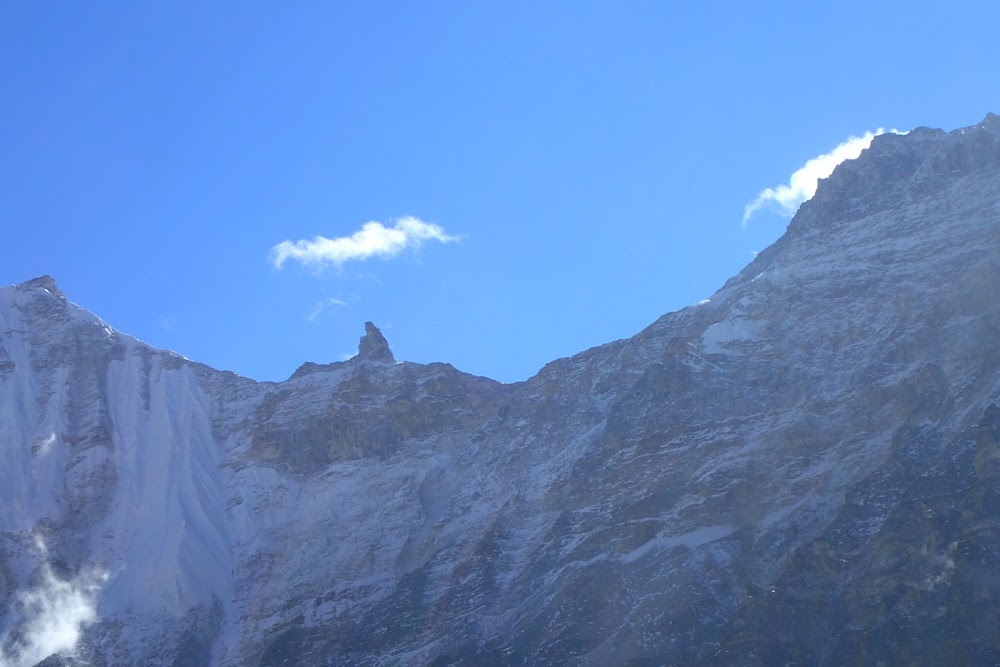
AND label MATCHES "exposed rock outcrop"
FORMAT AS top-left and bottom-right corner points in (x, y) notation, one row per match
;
(357, 321), (394, 363)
